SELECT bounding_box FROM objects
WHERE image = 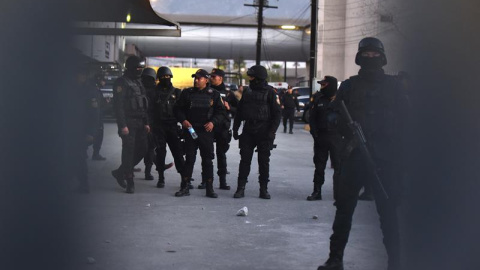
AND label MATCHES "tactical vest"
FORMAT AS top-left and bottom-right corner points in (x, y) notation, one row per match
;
(312, 94), (337, 131)
(241, 89), (270, 121)
(187, 88), (215, 126)
(123, 77), (148, 117)
(154, 86), (179, 122)
(347, 75), (401, 159)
